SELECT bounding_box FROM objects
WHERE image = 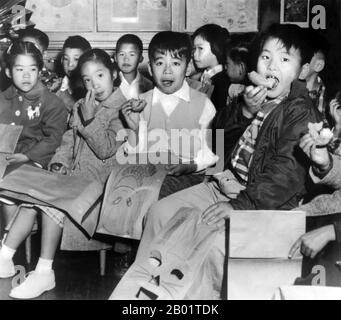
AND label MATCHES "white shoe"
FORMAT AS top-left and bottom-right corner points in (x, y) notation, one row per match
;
(0, 255), (15, 278)
(9, 270), (55, 299)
